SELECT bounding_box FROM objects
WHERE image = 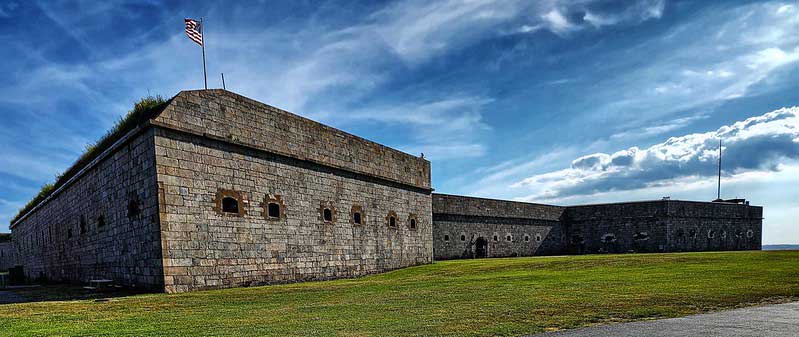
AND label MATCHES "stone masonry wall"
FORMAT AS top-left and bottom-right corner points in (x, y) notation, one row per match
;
(563, 201), (762, 254)
(152, 90), (431, 190)
(0, 240), (17, 271)
(432, 194), (565, 260)
(433, 196), (763, 259)
(9, 130), (164, 288)
(153, 91), (432, 293)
